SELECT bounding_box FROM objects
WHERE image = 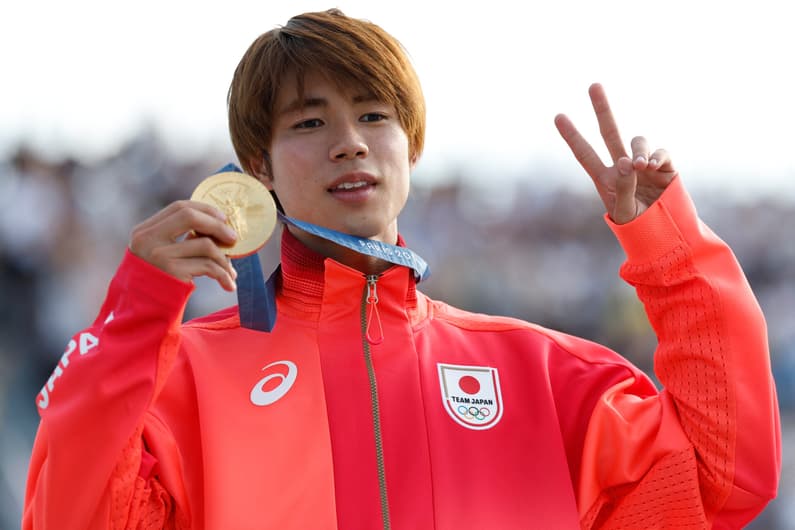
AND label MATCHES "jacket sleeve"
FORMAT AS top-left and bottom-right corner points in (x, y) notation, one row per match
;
(577, 177), (781, 529)
(22, 250), (194, 529)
